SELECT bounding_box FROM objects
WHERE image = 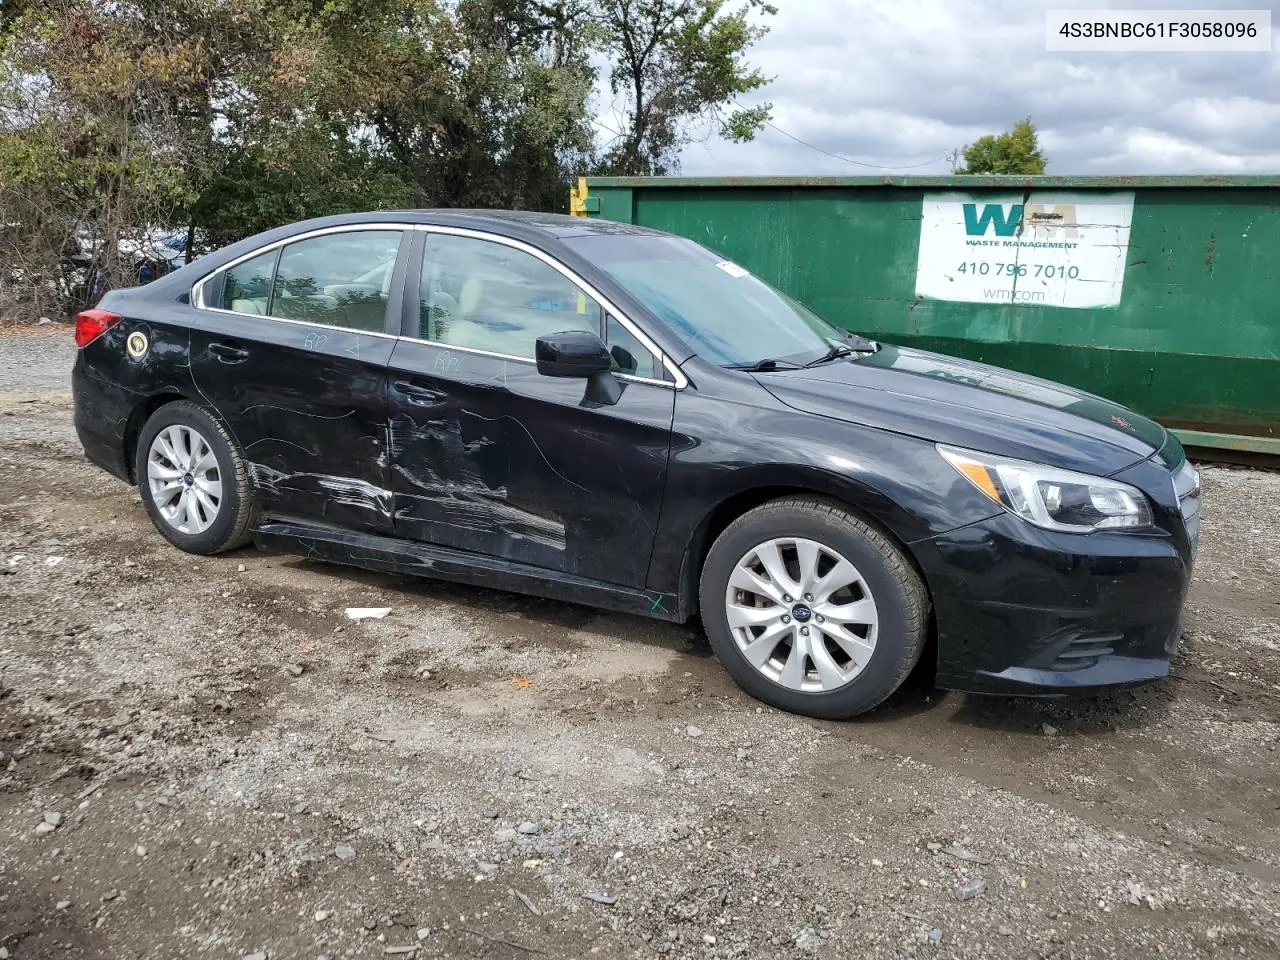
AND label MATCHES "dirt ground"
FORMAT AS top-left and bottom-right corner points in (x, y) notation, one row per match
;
(2, 326), (1279, 960)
